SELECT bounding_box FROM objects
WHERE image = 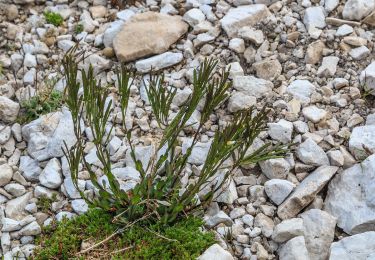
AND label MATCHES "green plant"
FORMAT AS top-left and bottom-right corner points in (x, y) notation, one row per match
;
(33, 209), (215, 259)
(0, 61), (3, 76)
(18, 89), (63, 124)
(62, 48), (289, 227)
(44, 11), (64, 27)
(74, 24), (84, 34)
(37, 194), (58, 214)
